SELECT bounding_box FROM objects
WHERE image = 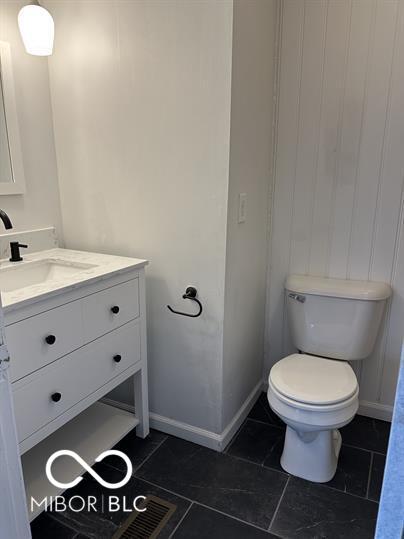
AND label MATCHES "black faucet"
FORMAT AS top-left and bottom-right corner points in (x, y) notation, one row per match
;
(9, 242), (28, 262)
(0, 209), (12, 230)
(0, 209), (28, 262)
